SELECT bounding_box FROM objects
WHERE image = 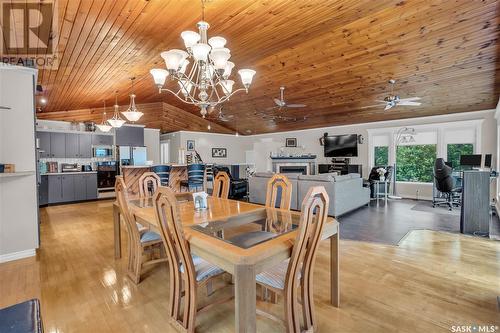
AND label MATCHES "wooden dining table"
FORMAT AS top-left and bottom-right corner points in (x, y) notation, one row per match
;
(114, 196), (339, 333)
